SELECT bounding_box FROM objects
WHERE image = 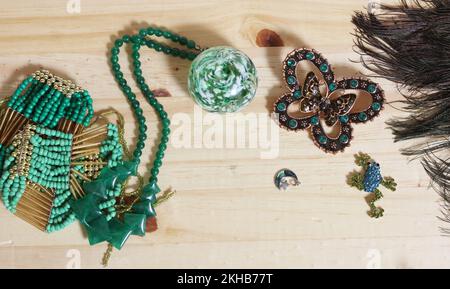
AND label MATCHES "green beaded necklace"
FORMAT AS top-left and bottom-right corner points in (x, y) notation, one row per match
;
(110, 27), (201, 180)
(69, 27), (202, 253)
